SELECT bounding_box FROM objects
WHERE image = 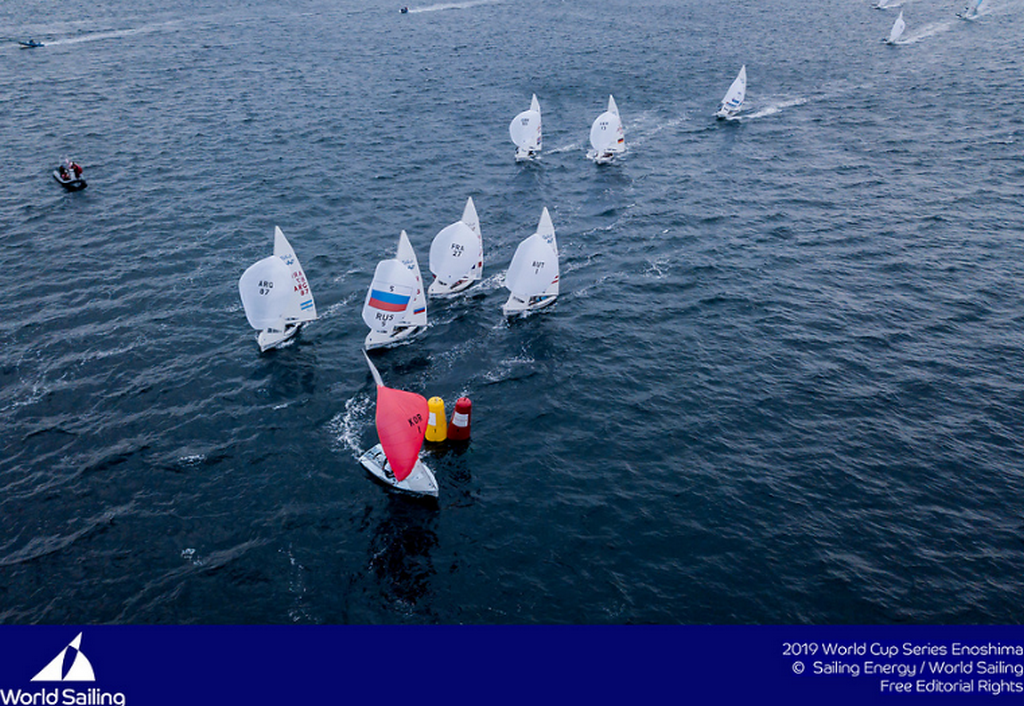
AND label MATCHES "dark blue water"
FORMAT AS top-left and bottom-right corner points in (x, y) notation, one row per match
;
(2, 0), (1023, 624)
